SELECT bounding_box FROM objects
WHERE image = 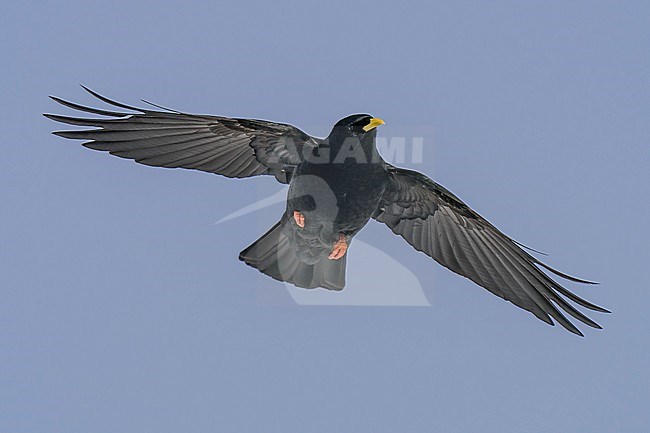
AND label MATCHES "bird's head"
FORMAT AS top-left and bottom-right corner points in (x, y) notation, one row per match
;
(331, 114), (385, 137)
(326, 114), (385, 164)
